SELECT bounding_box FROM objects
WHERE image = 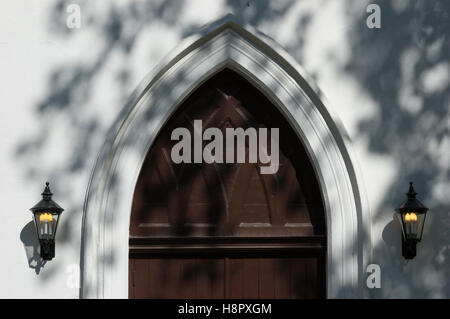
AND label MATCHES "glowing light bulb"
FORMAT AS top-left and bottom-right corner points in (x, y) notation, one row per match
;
(39, 213), (53, 221)
(39, 213), (54, 235)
